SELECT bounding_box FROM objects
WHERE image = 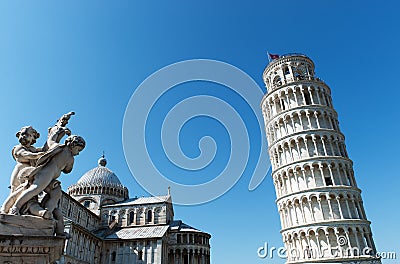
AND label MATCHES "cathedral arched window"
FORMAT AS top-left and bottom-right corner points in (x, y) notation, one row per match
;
(147, 210), (152, 223)
(183, 250), (189, 264)
(83, 200), (90, 208)
(111, 251), (116, 262)
(110, 211), (117, 223)
(129, 211), (134, 225)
